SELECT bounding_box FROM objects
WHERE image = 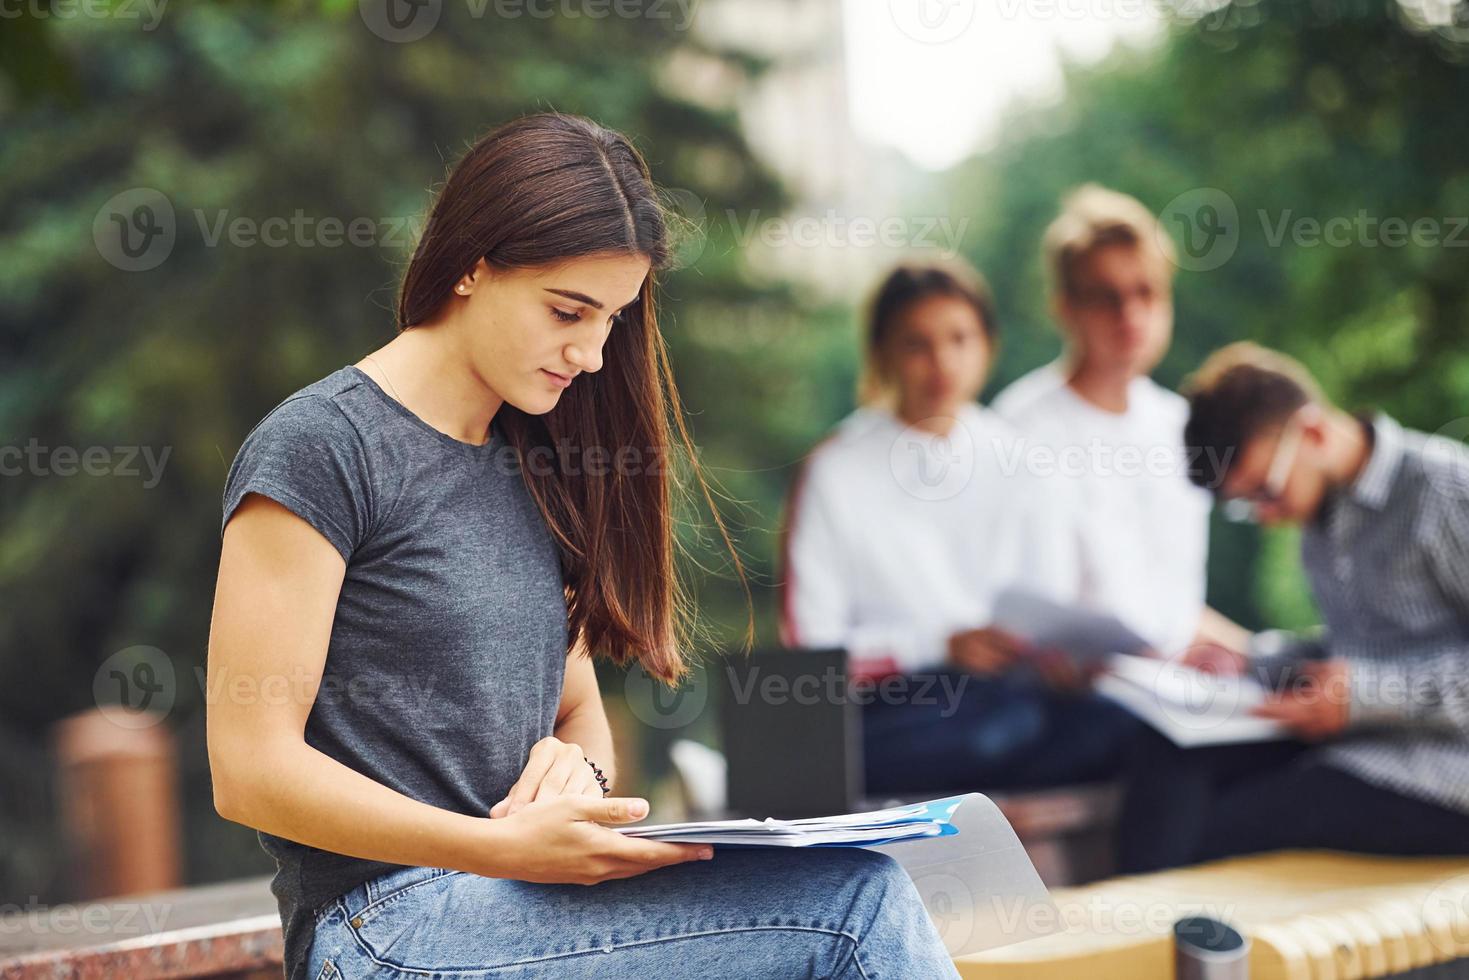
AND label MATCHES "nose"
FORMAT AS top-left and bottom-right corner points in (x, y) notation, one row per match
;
(563, 332), (606, 375)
